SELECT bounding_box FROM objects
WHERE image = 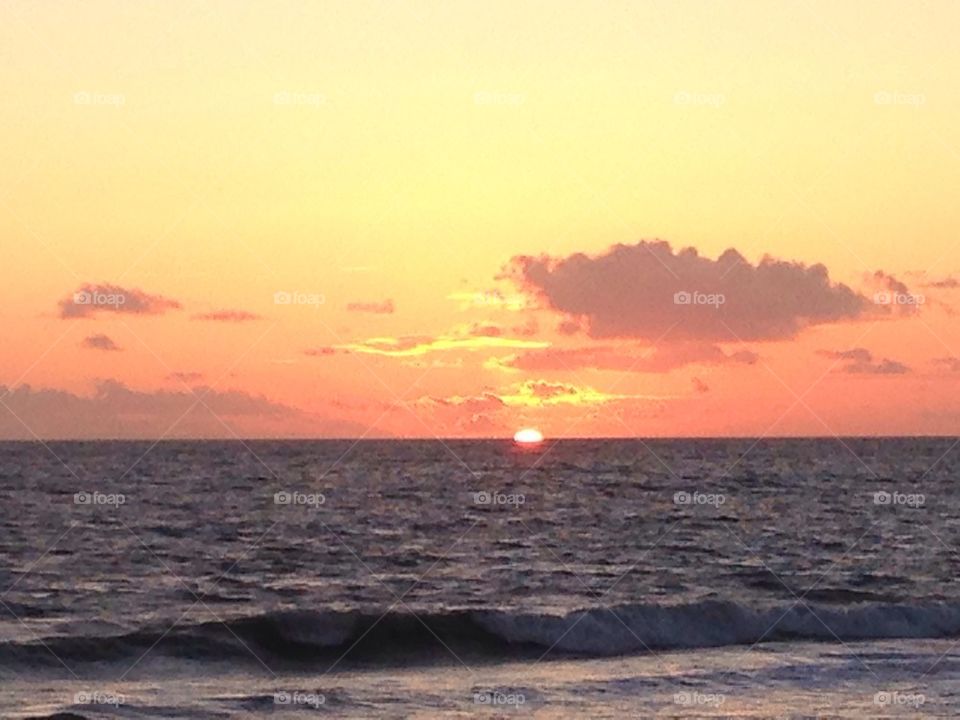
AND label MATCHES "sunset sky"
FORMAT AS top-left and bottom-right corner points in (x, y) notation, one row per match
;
(2, 0), (959, 439)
